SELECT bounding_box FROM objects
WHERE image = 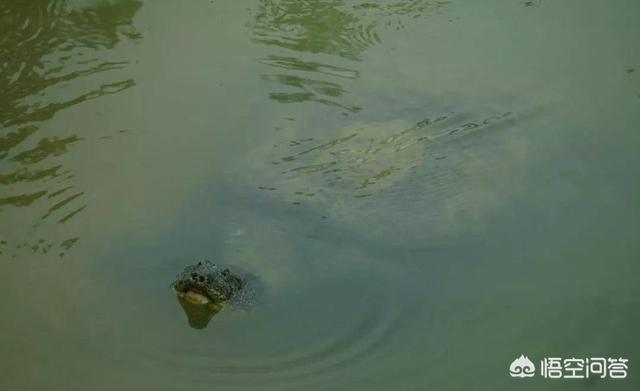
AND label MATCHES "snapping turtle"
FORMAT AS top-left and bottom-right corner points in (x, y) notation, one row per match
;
(171, 261), (244, 329)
